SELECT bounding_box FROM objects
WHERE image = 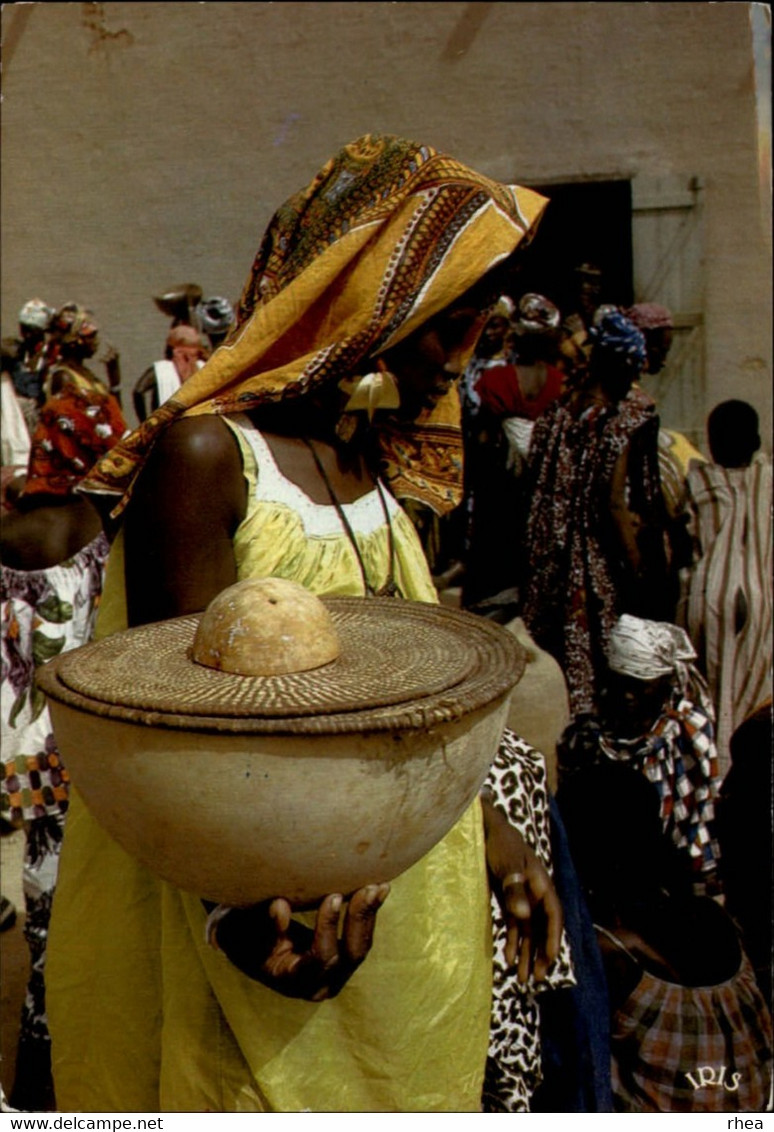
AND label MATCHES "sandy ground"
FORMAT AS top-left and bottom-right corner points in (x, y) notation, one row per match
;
(1, 828), (26, 1105)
